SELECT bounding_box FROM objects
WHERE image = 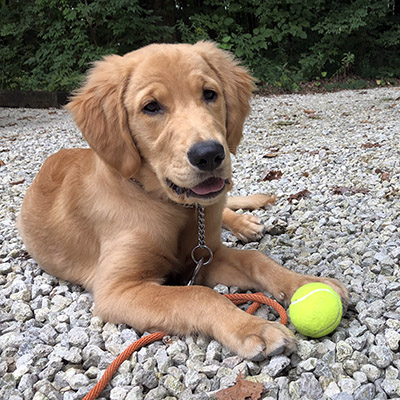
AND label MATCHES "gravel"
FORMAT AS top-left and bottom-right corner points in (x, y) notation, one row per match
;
(1, 87), (400, 399)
